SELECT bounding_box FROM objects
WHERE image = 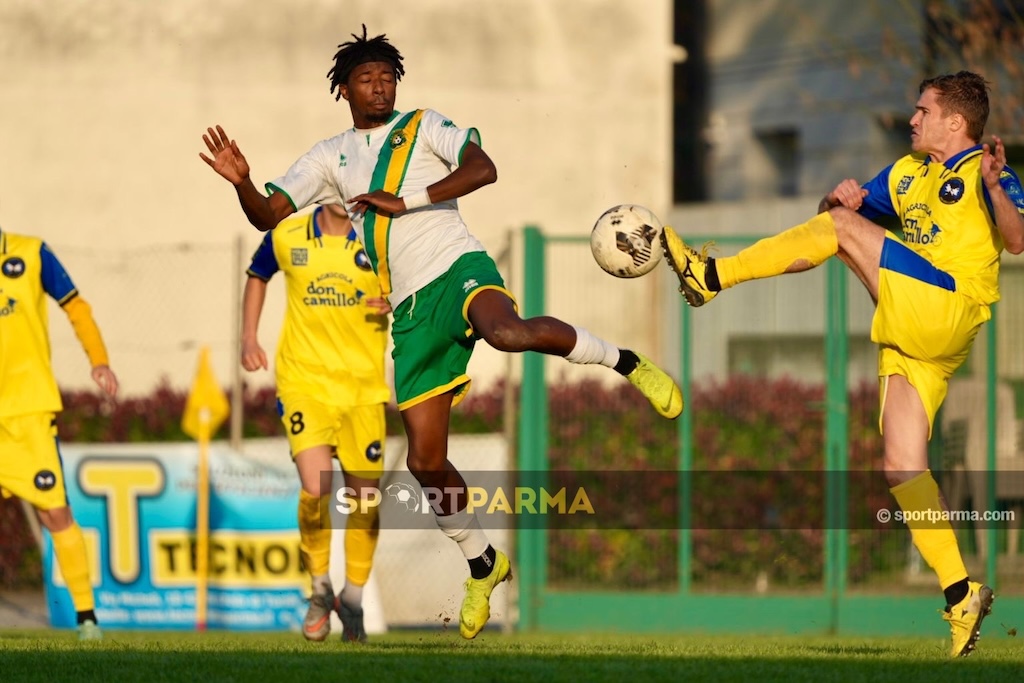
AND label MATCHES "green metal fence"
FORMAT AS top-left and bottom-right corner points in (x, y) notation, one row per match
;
(516, 226), (1024, 635)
